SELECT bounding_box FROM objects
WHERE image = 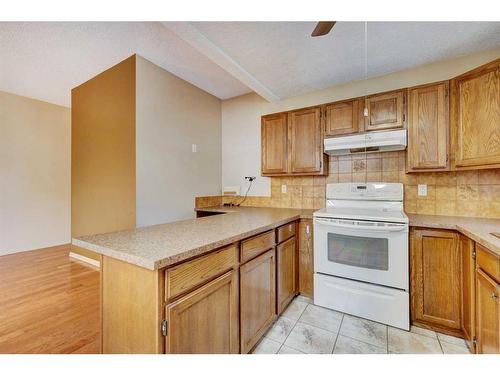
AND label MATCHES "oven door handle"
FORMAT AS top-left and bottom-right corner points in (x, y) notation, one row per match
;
(314, 218), (407, 232)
